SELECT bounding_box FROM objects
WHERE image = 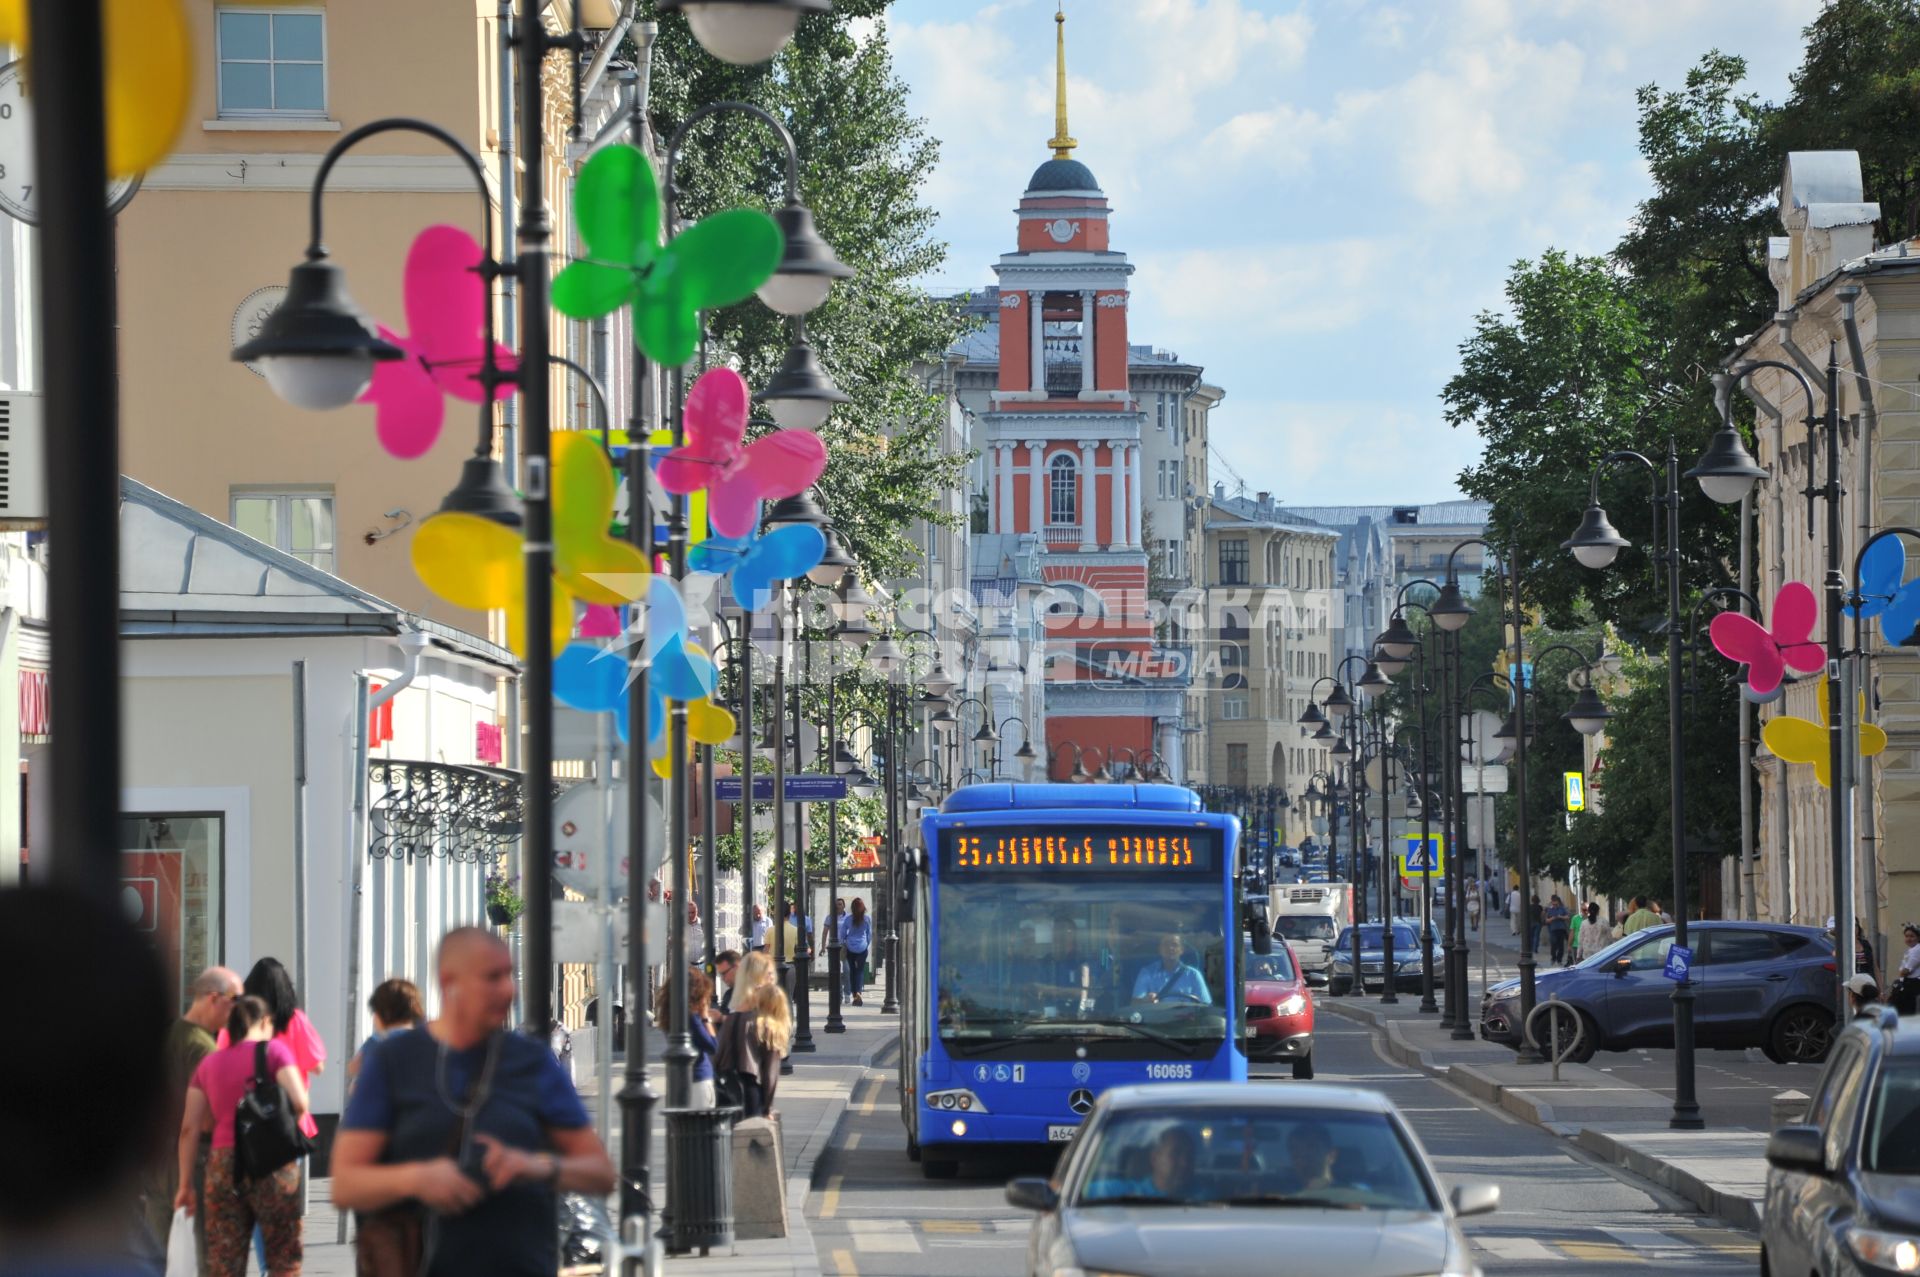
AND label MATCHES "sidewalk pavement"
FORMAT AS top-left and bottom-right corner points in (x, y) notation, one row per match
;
(286, 1000), (896, 1277)
(1320, 922), (1772, 1232)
